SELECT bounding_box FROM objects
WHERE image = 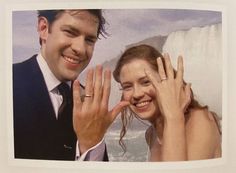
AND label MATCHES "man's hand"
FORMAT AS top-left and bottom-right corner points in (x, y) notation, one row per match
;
(72, 65), (129, 154)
